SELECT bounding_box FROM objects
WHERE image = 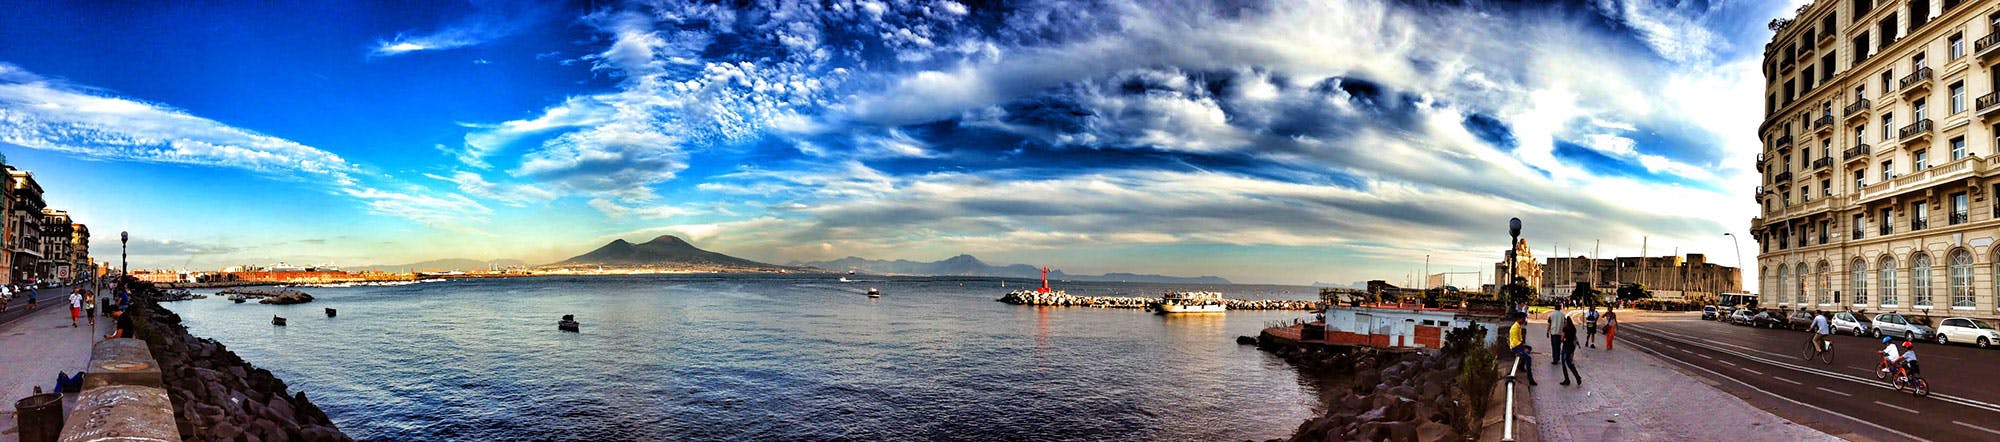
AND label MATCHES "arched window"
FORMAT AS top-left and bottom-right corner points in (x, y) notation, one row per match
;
(1777, 265), (1791, 305)
(1797, 263), (1809, 306)
(1761, 266), (1770, 301)
(1913, 253), (1934, 307)
(1880, 256), (1899, 306)
(1851, 258), (1868, 305)
(1816, 261), (1830, 305)
(1952, 250), (1974, 308)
